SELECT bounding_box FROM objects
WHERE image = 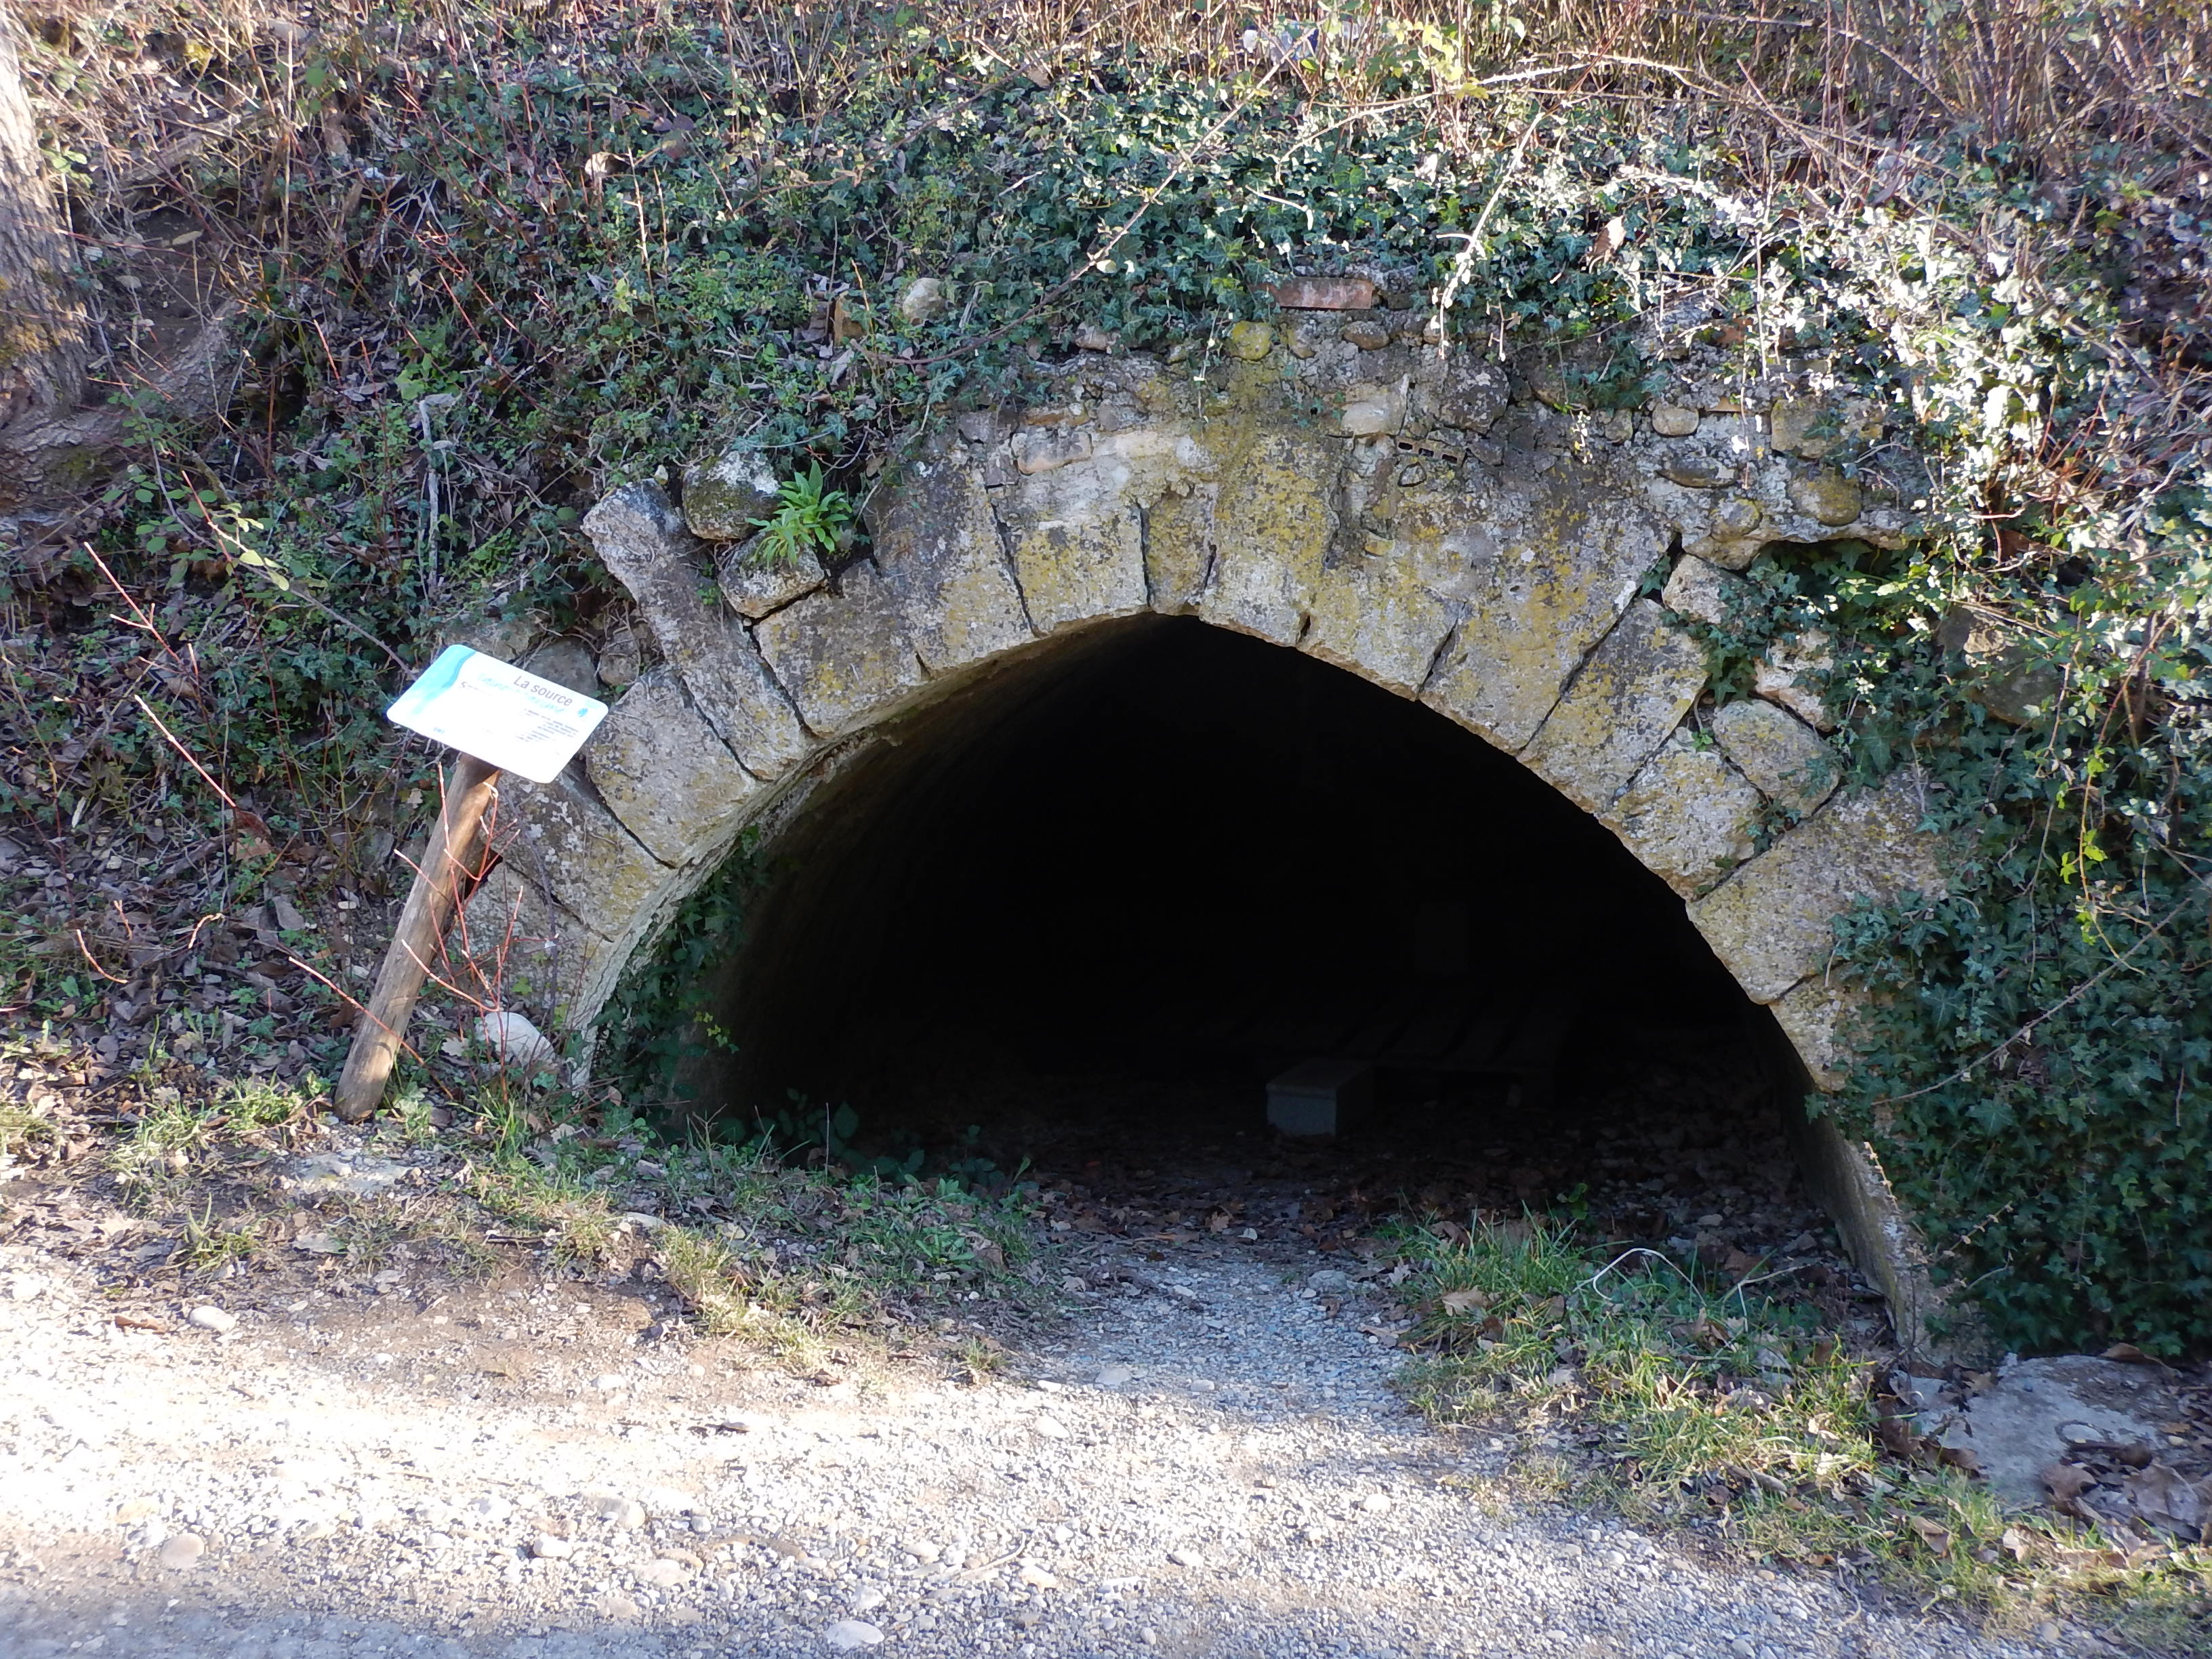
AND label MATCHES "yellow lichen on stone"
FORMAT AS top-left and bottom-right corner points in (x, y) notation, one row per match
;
(1198, 428), (1338, 644)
